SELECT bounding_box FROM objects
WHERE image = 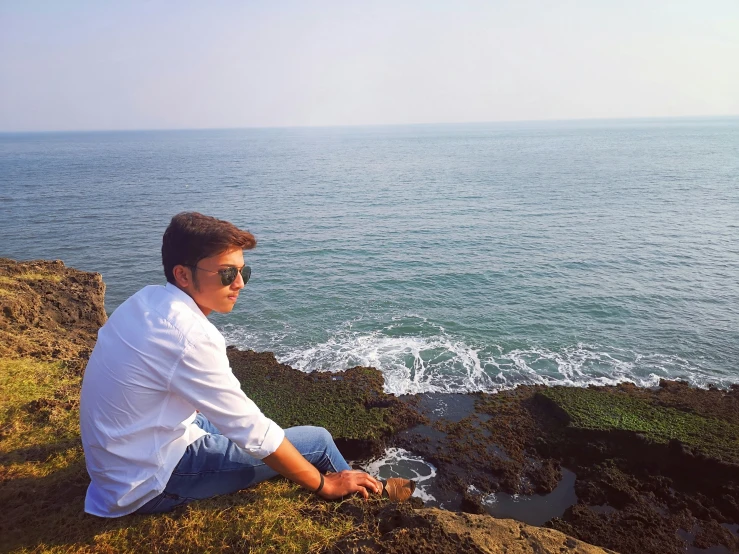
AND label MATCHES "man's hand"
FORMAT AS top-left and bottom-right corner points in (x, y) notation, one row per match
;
(262, 438), (382, 500)
(318, 470), (382, 500)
